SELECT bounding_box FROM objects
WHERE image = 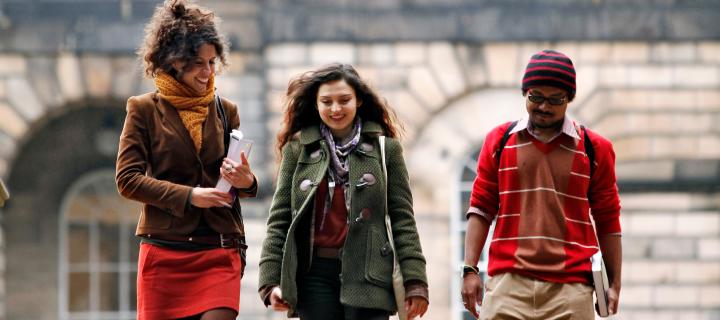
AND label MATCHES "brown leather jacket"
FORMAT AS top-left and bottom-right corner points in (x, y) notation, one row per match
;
(115, 92), (256, 237)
